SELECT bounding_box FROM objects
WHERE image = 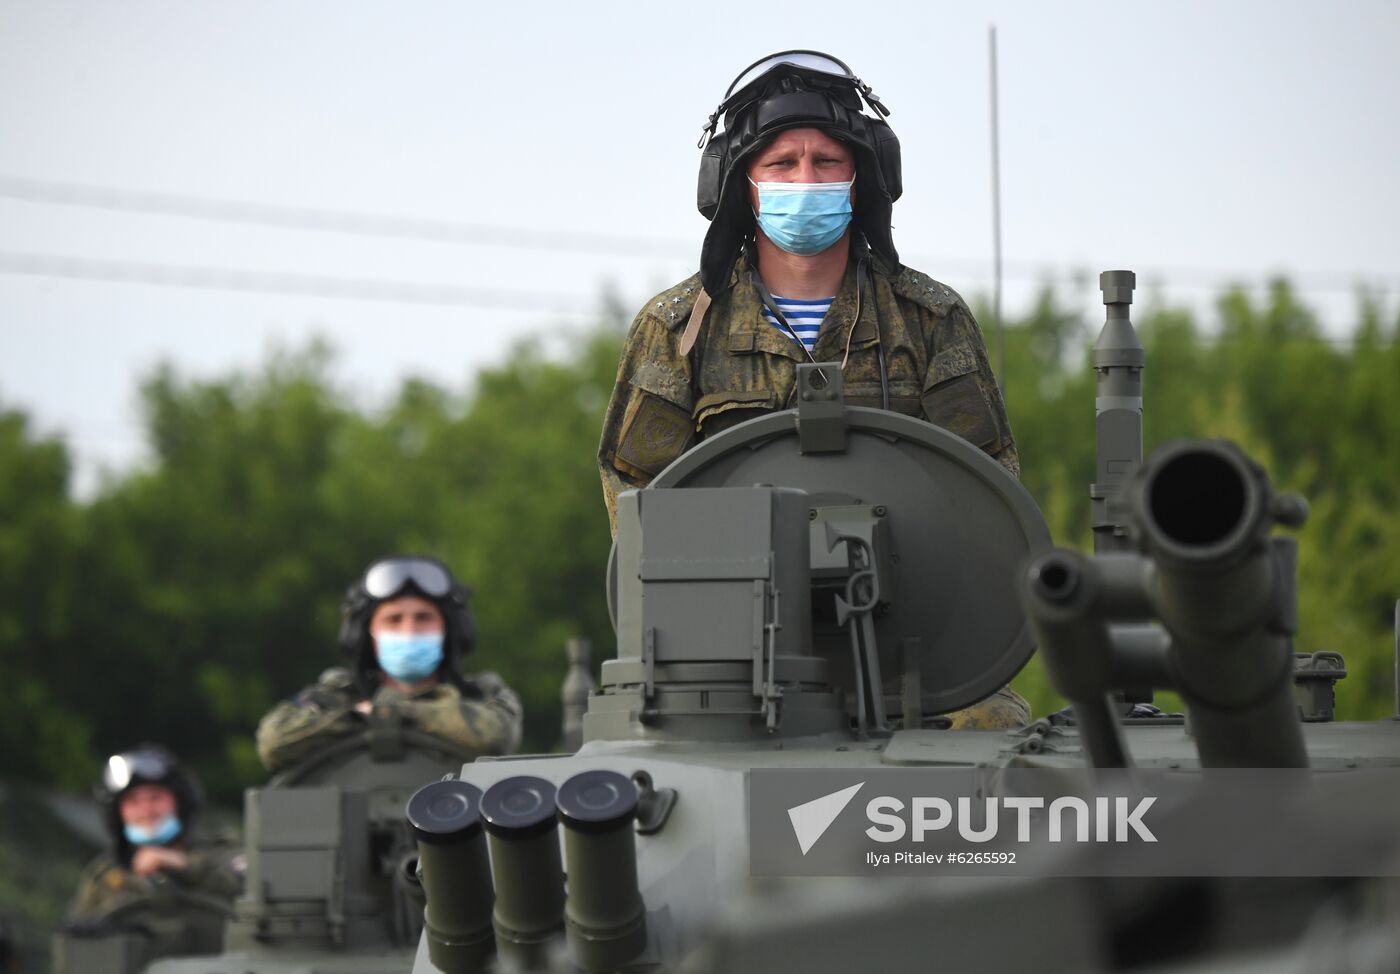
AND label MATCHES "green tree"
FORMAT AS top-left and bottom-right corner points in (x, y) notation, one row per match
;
(417, 327), (624, 751)
(62, 346), (360, 794)
(0, 406), (90, 787)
